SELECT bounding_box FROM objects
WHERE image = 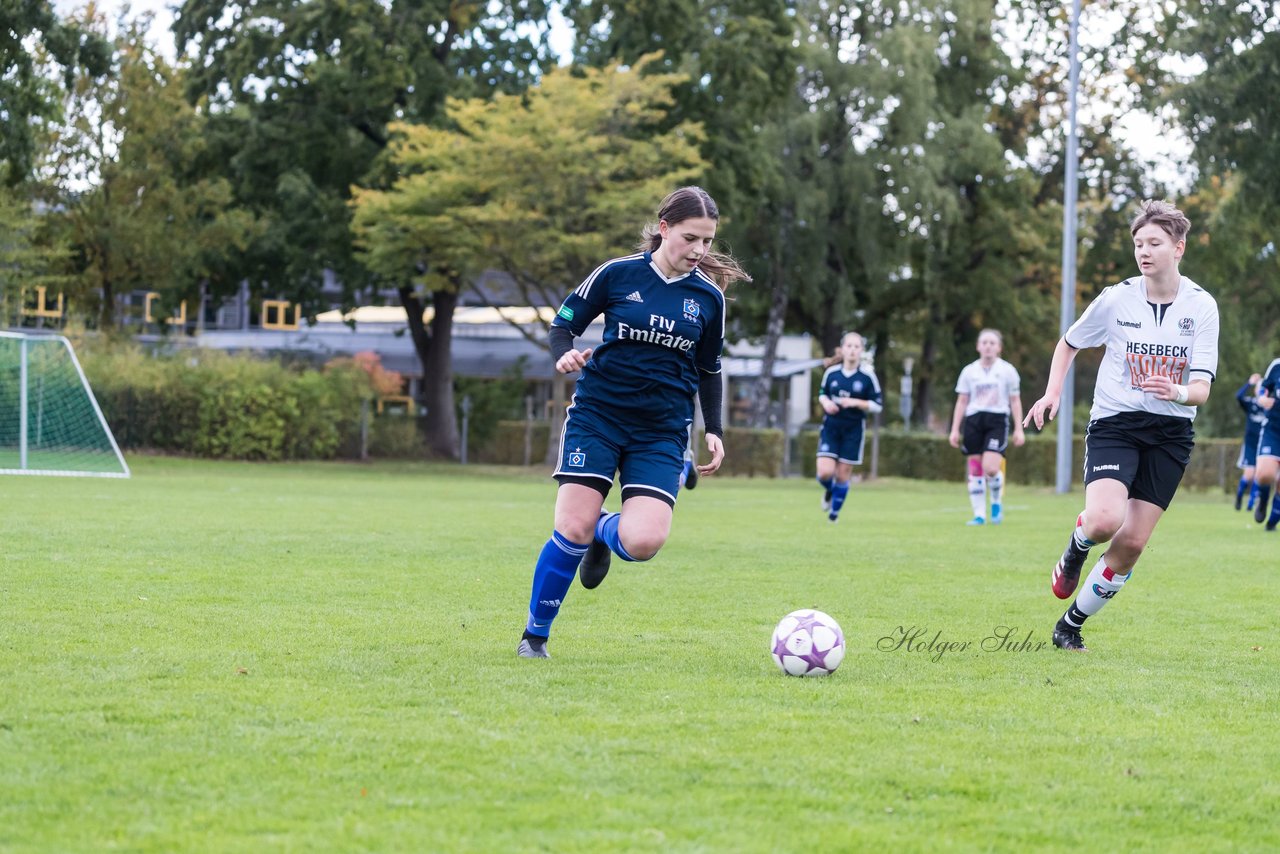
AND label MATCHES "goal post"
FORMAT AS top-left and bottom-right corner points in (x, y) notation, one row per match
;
(0, 331), (130, 478)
